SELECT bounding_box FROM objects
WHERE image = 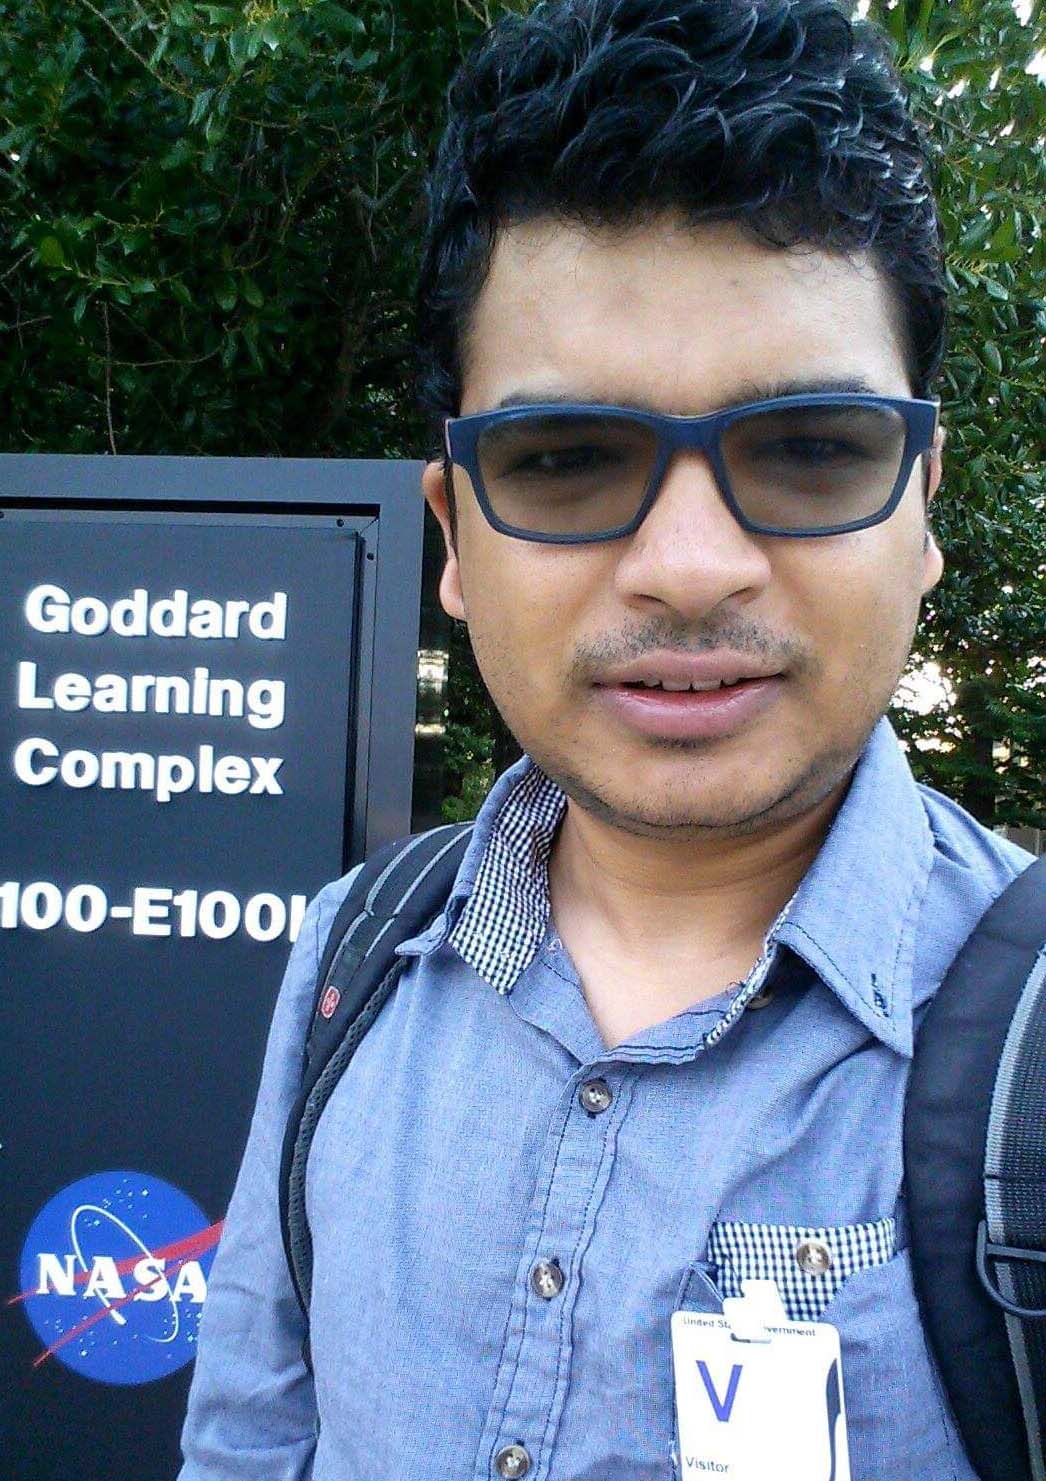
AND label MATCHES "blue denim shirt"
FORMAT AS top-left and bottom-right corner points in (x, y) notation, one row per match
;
(179, 719), (1031, 1480)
